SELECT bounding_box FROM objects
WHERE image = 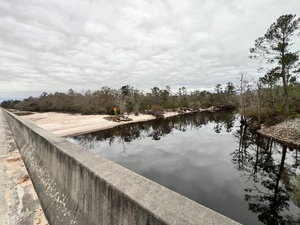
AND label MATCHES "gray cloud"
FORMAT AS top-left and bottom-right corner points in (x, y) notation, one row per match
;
(0, 0), (300, 101)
